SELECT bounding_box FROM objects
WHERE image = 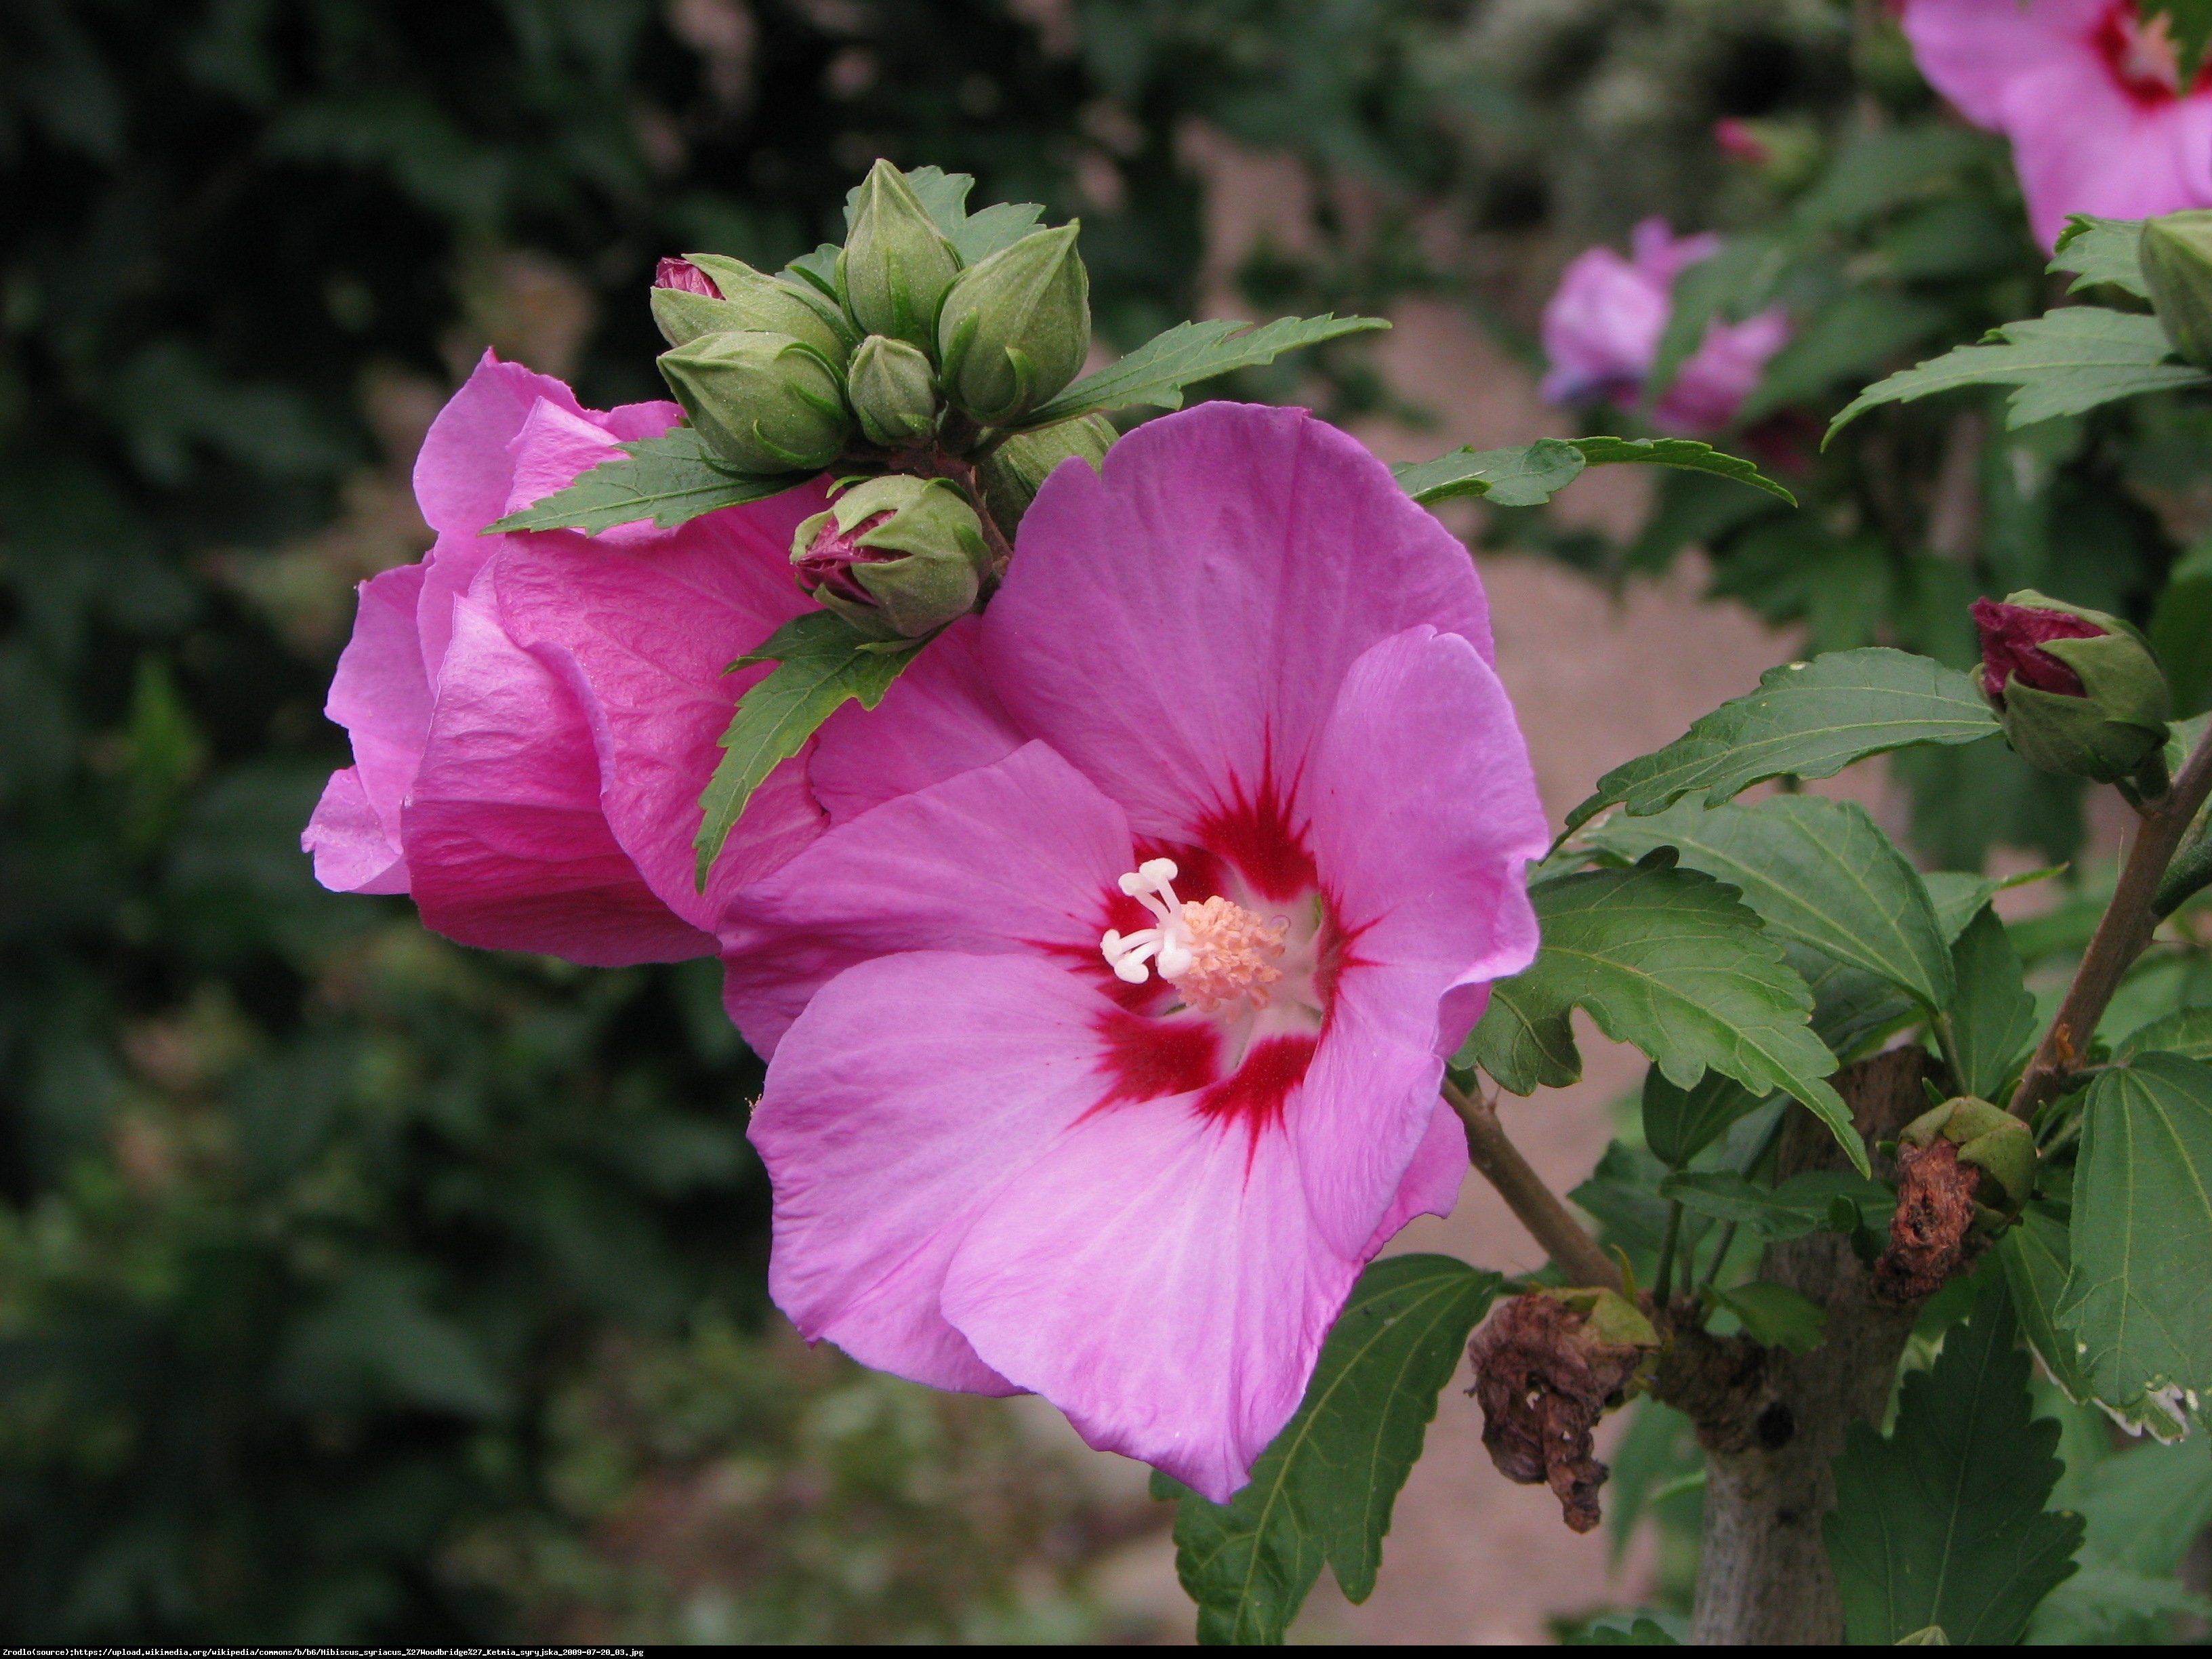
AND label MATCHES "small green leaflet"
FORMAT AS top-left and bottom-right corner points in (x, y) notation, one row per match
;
(1391, 434), (1794, 509)
(1586, 795), (1953, 1013)
(1019, 314), (1389, 428)
(783, 243), (844, 298)
(486, 428), (811, 535)
(1826, 308), (2209, 442)
(2118, 1006), (2212, 1062)
(2050, 215), (2149, 299)
(1567, 649), (1996, 834)
(1156, 1255), (1501, 1645)
(1640, 1067), (1761, 1170)
(1699, 1281), (1826, 1353)
(1824, 1277), (2083, 1645)
(1658, 1169), (1893, 1243)
(2055, 1052), (2212, 1442)
(1787, 941), (1920, 1065)
(693, 612), (921, 888)
(1461, 858), (1864, 1172)
(1944, 907), (2036, 1102)
(1921, 865), (2062, 946)
(1998, 1202), (2097, 1406)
